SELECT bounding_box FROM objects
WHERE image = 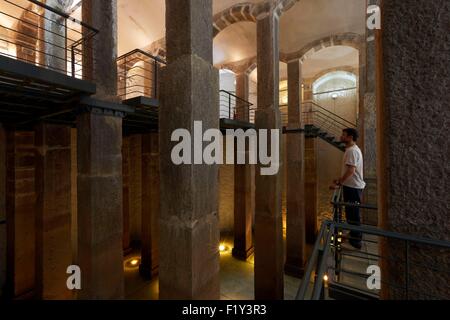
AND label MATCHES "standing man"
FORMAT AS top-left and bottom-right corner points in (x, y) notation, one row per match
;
(332, 128), (366, 249)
